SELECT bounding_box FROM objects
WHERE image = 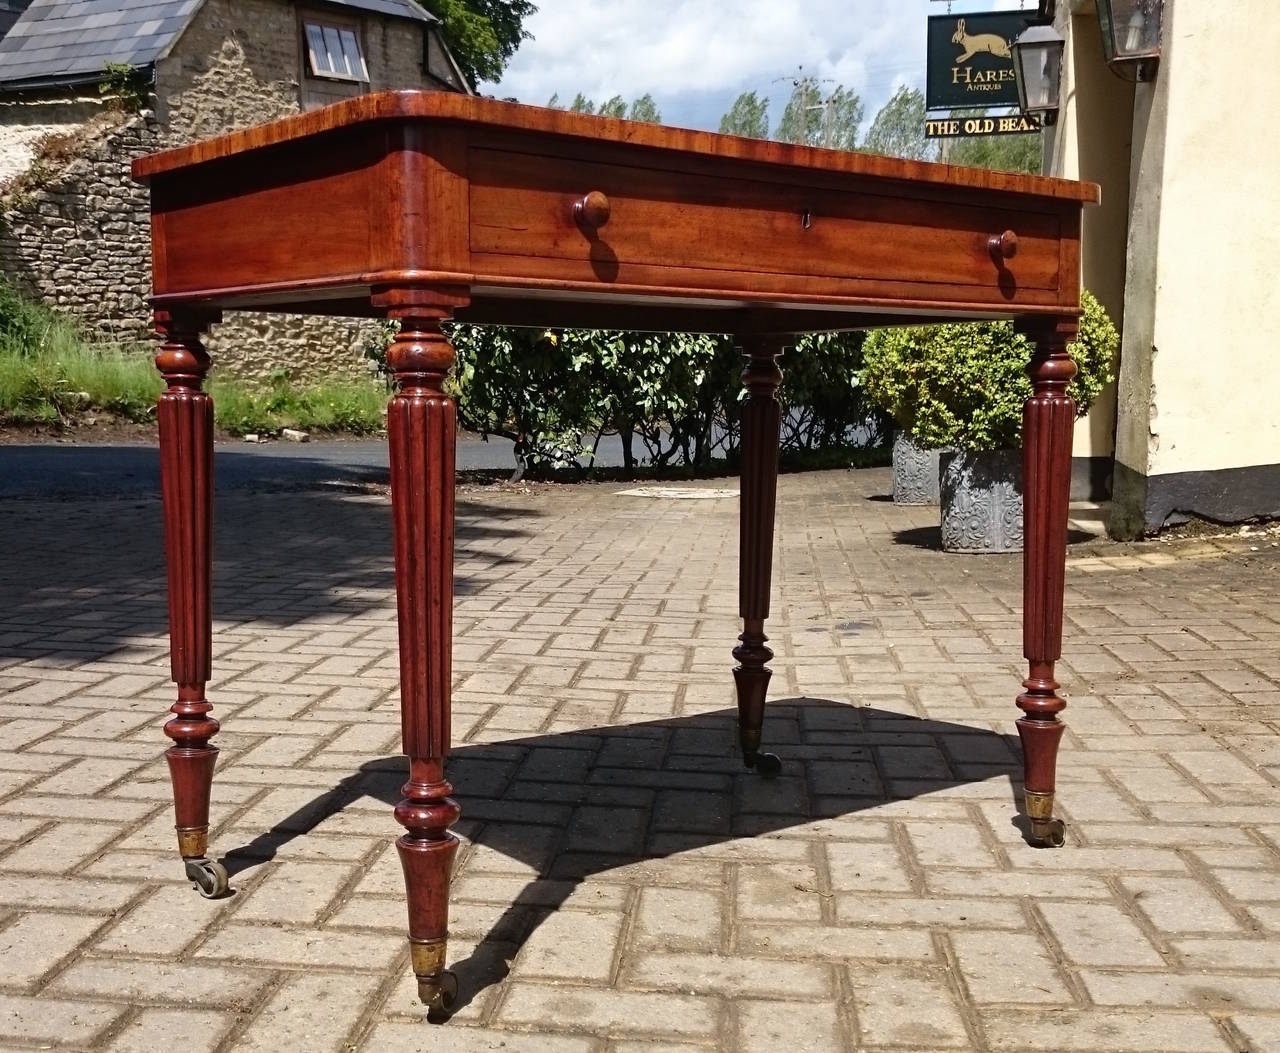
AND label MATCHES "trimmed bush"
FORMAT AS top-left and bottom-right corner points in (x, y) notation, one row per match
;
(860, 290), (1118, 452)
(436, 325), (887, 475)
